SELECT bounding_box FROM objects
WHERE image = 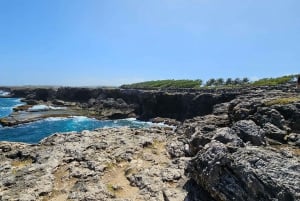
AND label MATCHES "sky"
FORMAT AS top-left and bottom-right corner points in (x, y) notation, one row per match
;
(0, 0), (299, 86)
